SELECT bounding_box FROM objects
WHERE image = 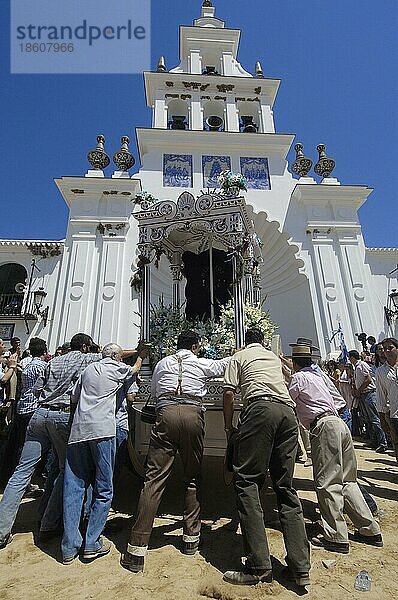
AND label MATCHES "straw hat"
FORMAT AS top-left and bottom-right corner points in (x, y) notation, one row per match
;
(289, 337), (320, 358)
(288, 344), (314, 358)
